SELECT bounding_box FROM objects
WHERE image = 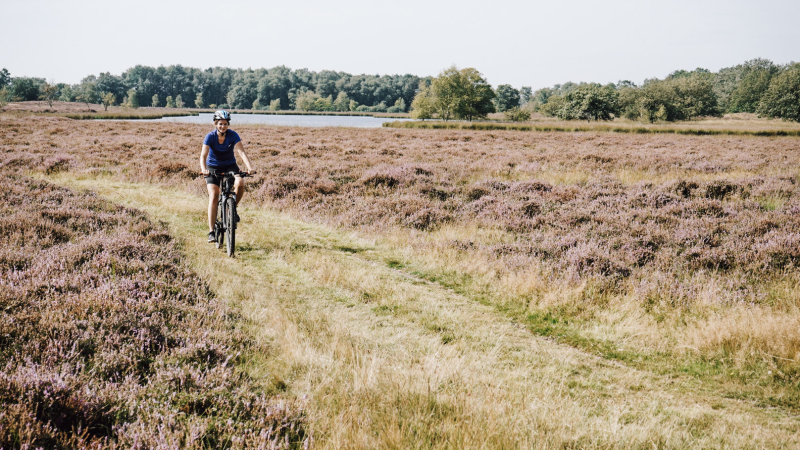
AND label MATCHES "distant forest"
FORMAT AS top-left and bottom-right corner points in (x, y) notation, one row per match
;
(0, 65), (423, 113)
(0, 58), (798, 121)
